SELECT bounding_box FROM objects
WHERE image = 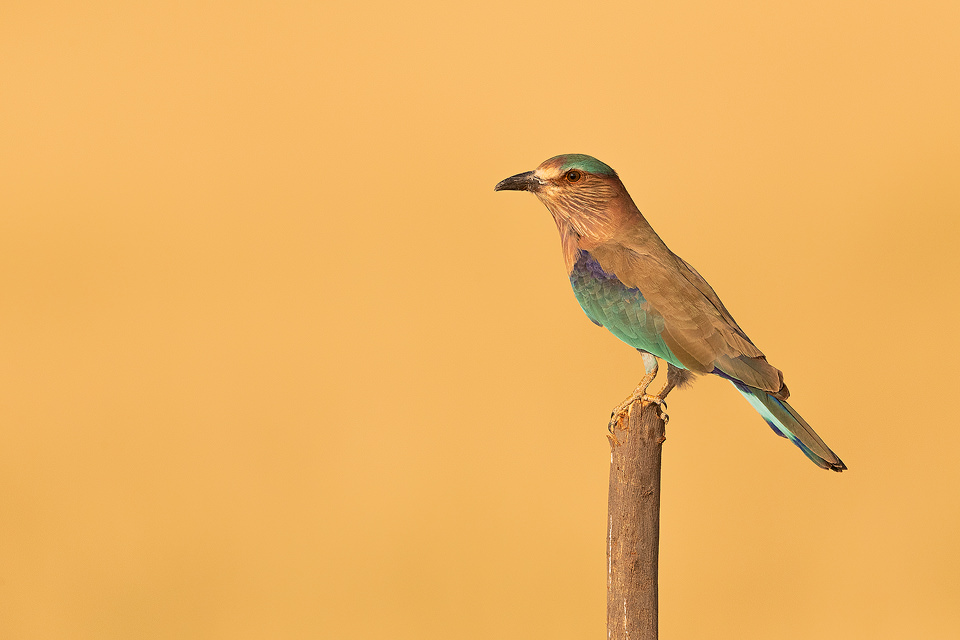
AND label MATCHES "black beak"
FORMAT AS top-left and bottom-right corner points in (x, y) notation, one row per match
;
(494, 171), (542, 193)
